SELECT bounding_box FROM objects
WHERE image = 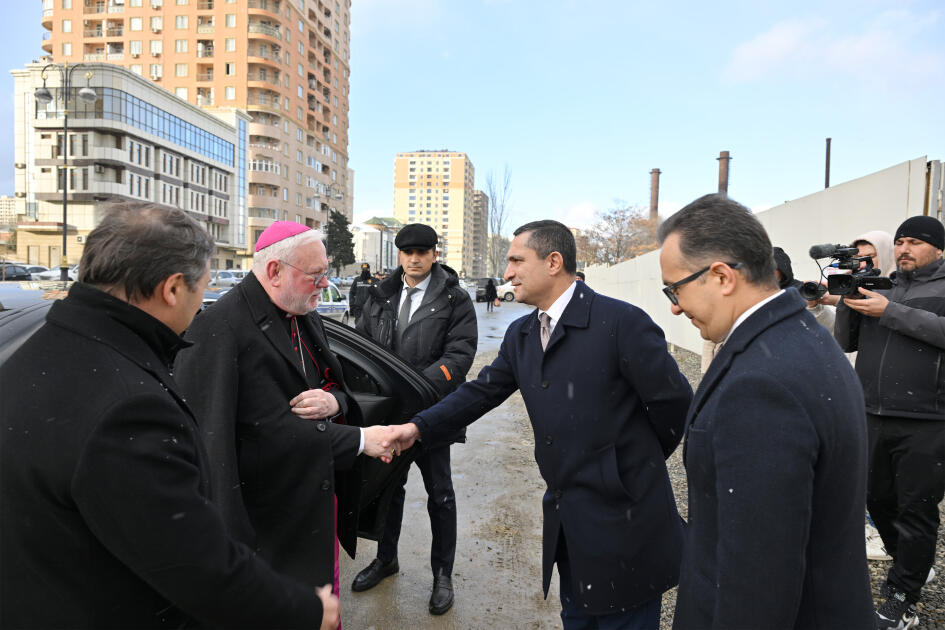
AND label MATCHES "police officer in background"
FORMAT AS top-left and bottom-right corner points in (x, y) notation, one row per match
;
(348, 262), (375, 323)
(351, 224), (477, 615)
